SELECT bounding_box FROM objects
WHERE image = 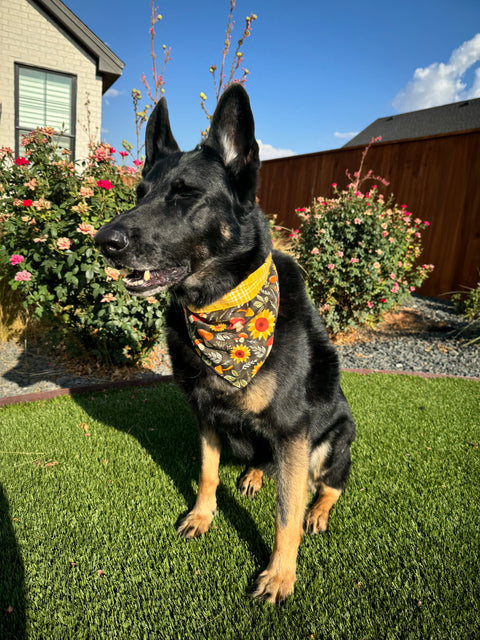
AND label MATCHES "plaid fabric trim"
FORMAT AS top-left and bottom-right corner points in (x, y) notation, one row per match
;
(188, 253), (273, 314)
